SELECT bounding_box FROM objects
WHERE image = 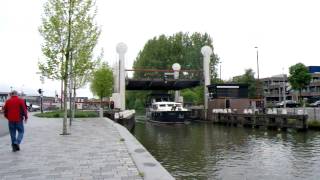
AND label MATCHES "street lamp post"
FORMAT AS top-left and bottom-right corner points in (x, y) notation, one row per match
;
(254, 46), (261, 101)
(220, 63), (222, 81)
(254, 46), (260, 80)
(39, 76), (45, 114)
(283, 68), (287, 109)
